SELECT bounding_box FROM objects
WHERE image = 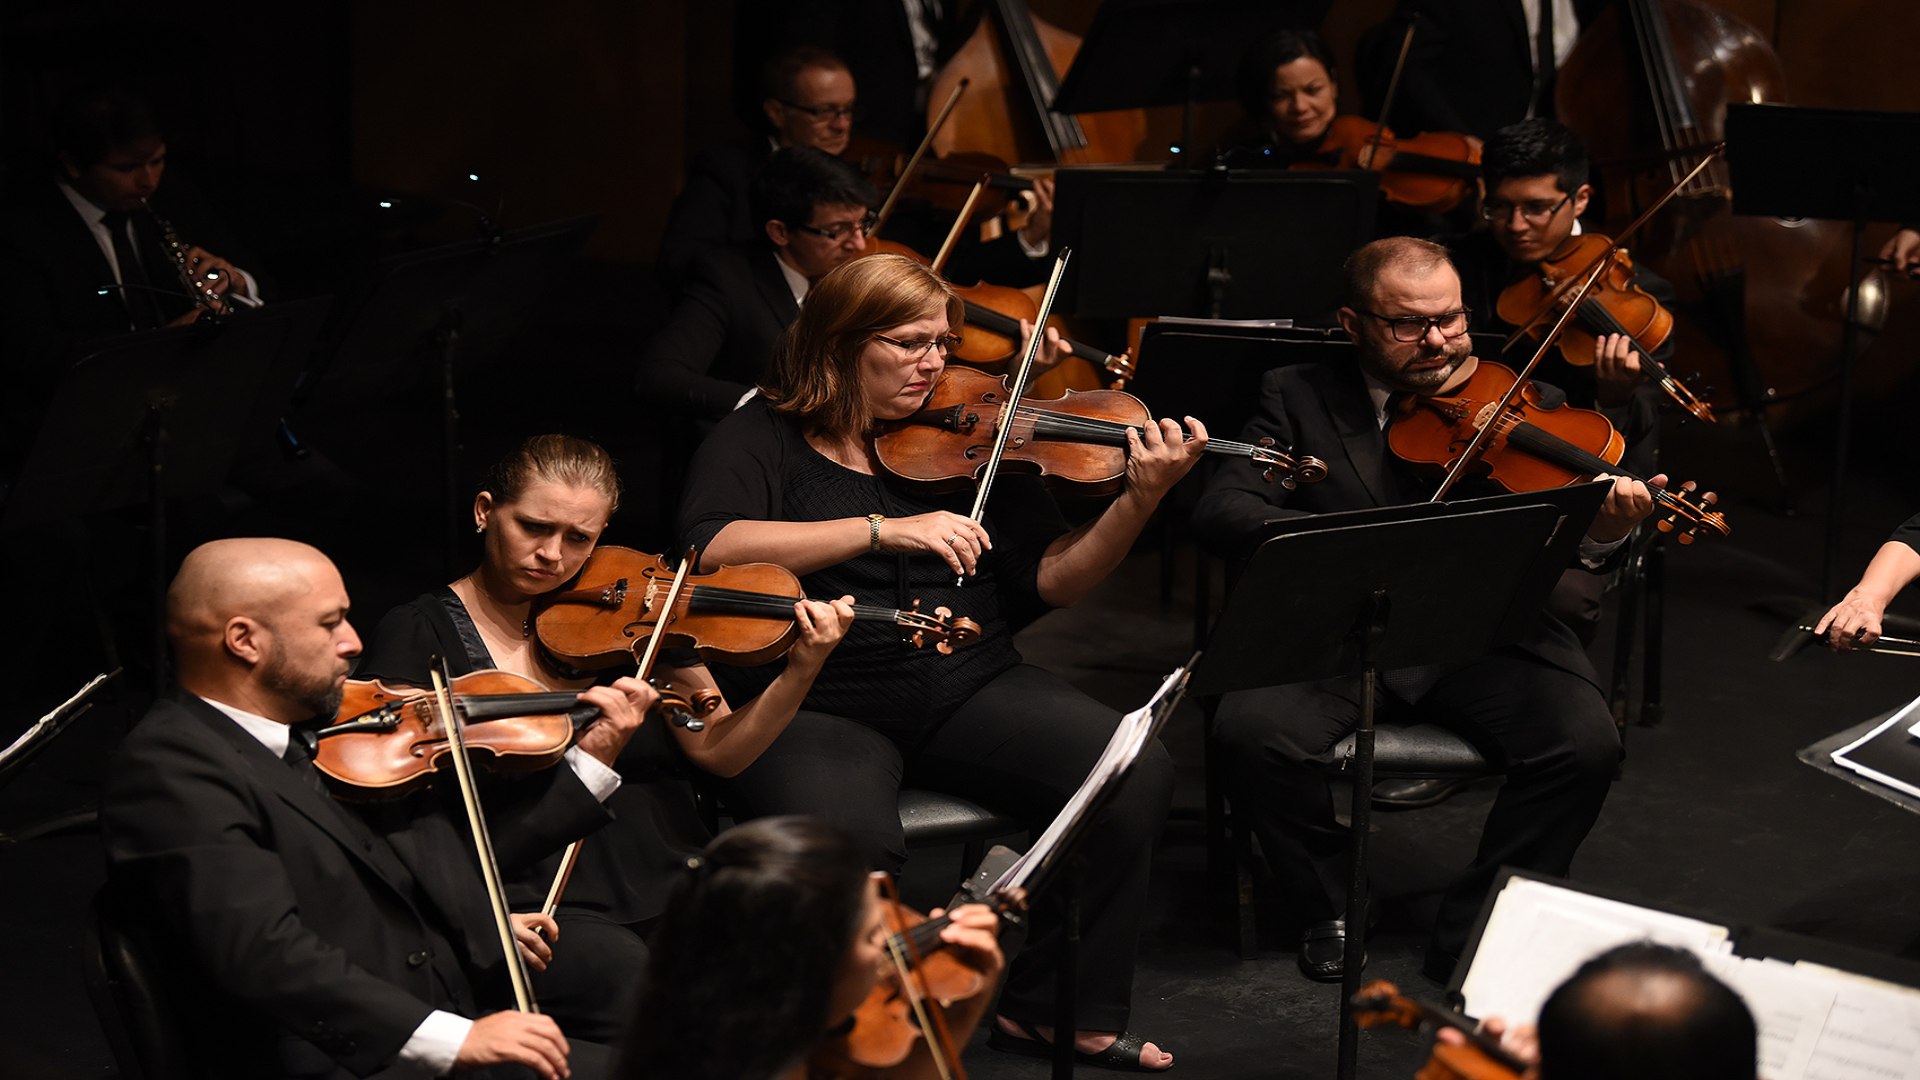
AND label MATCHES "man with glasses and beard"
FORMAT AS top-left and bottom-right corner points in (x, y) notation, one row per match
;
(101, 538), (656, 1079)
(1191, 236), (1659, 987)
